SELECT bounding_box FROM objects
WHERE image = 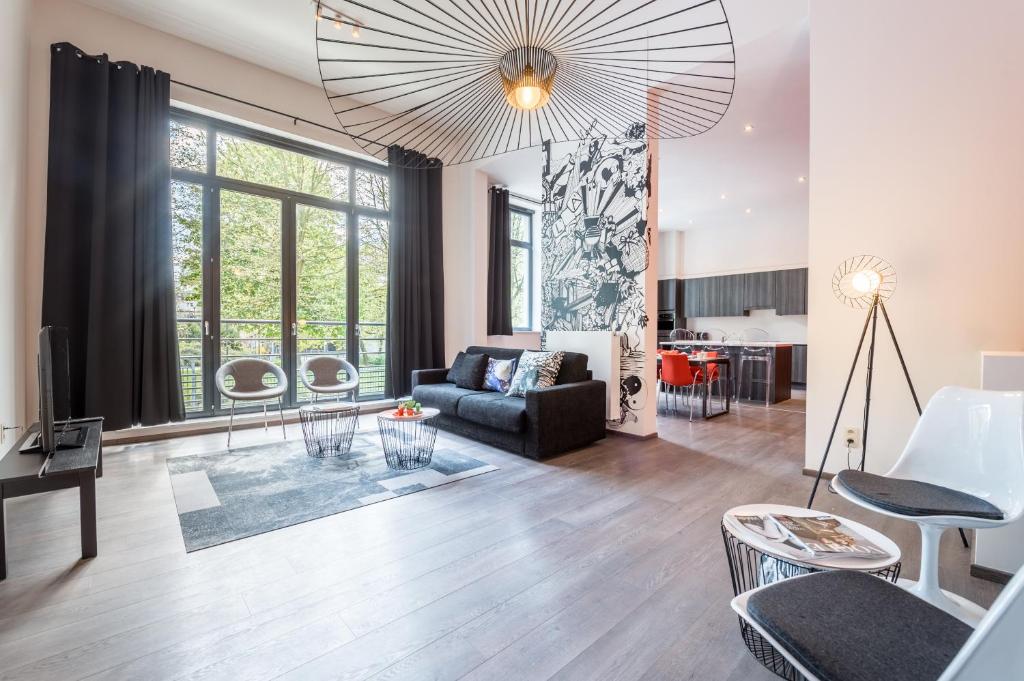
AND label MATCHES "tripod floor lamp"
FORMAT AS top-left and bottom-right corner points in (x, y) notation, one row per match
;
(806, 255), (970, 547)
